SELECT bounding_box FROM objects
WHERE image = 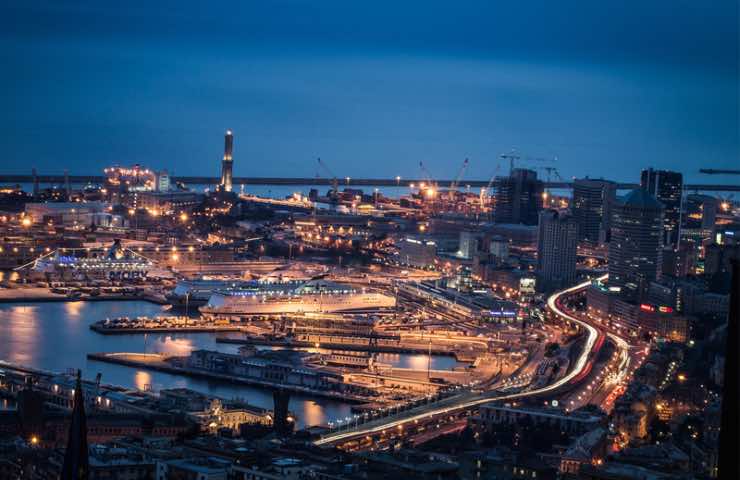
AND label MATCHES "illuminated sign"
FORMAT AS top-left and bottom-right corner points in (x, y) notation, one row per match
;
(658, 306), (673, 313)
(640, 304), (655, 312)
(108, 270), (148, 281)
